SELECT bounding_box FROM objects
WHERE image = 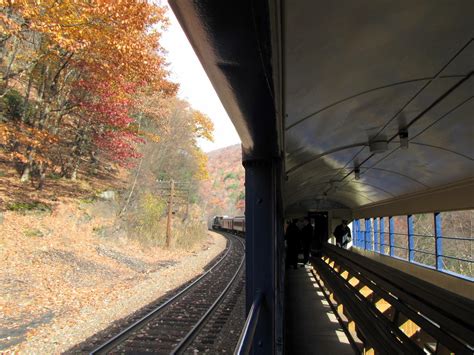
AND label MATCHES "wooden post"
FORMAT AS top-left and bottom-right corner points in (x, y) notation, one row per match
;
(166, 179), (174, 248)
